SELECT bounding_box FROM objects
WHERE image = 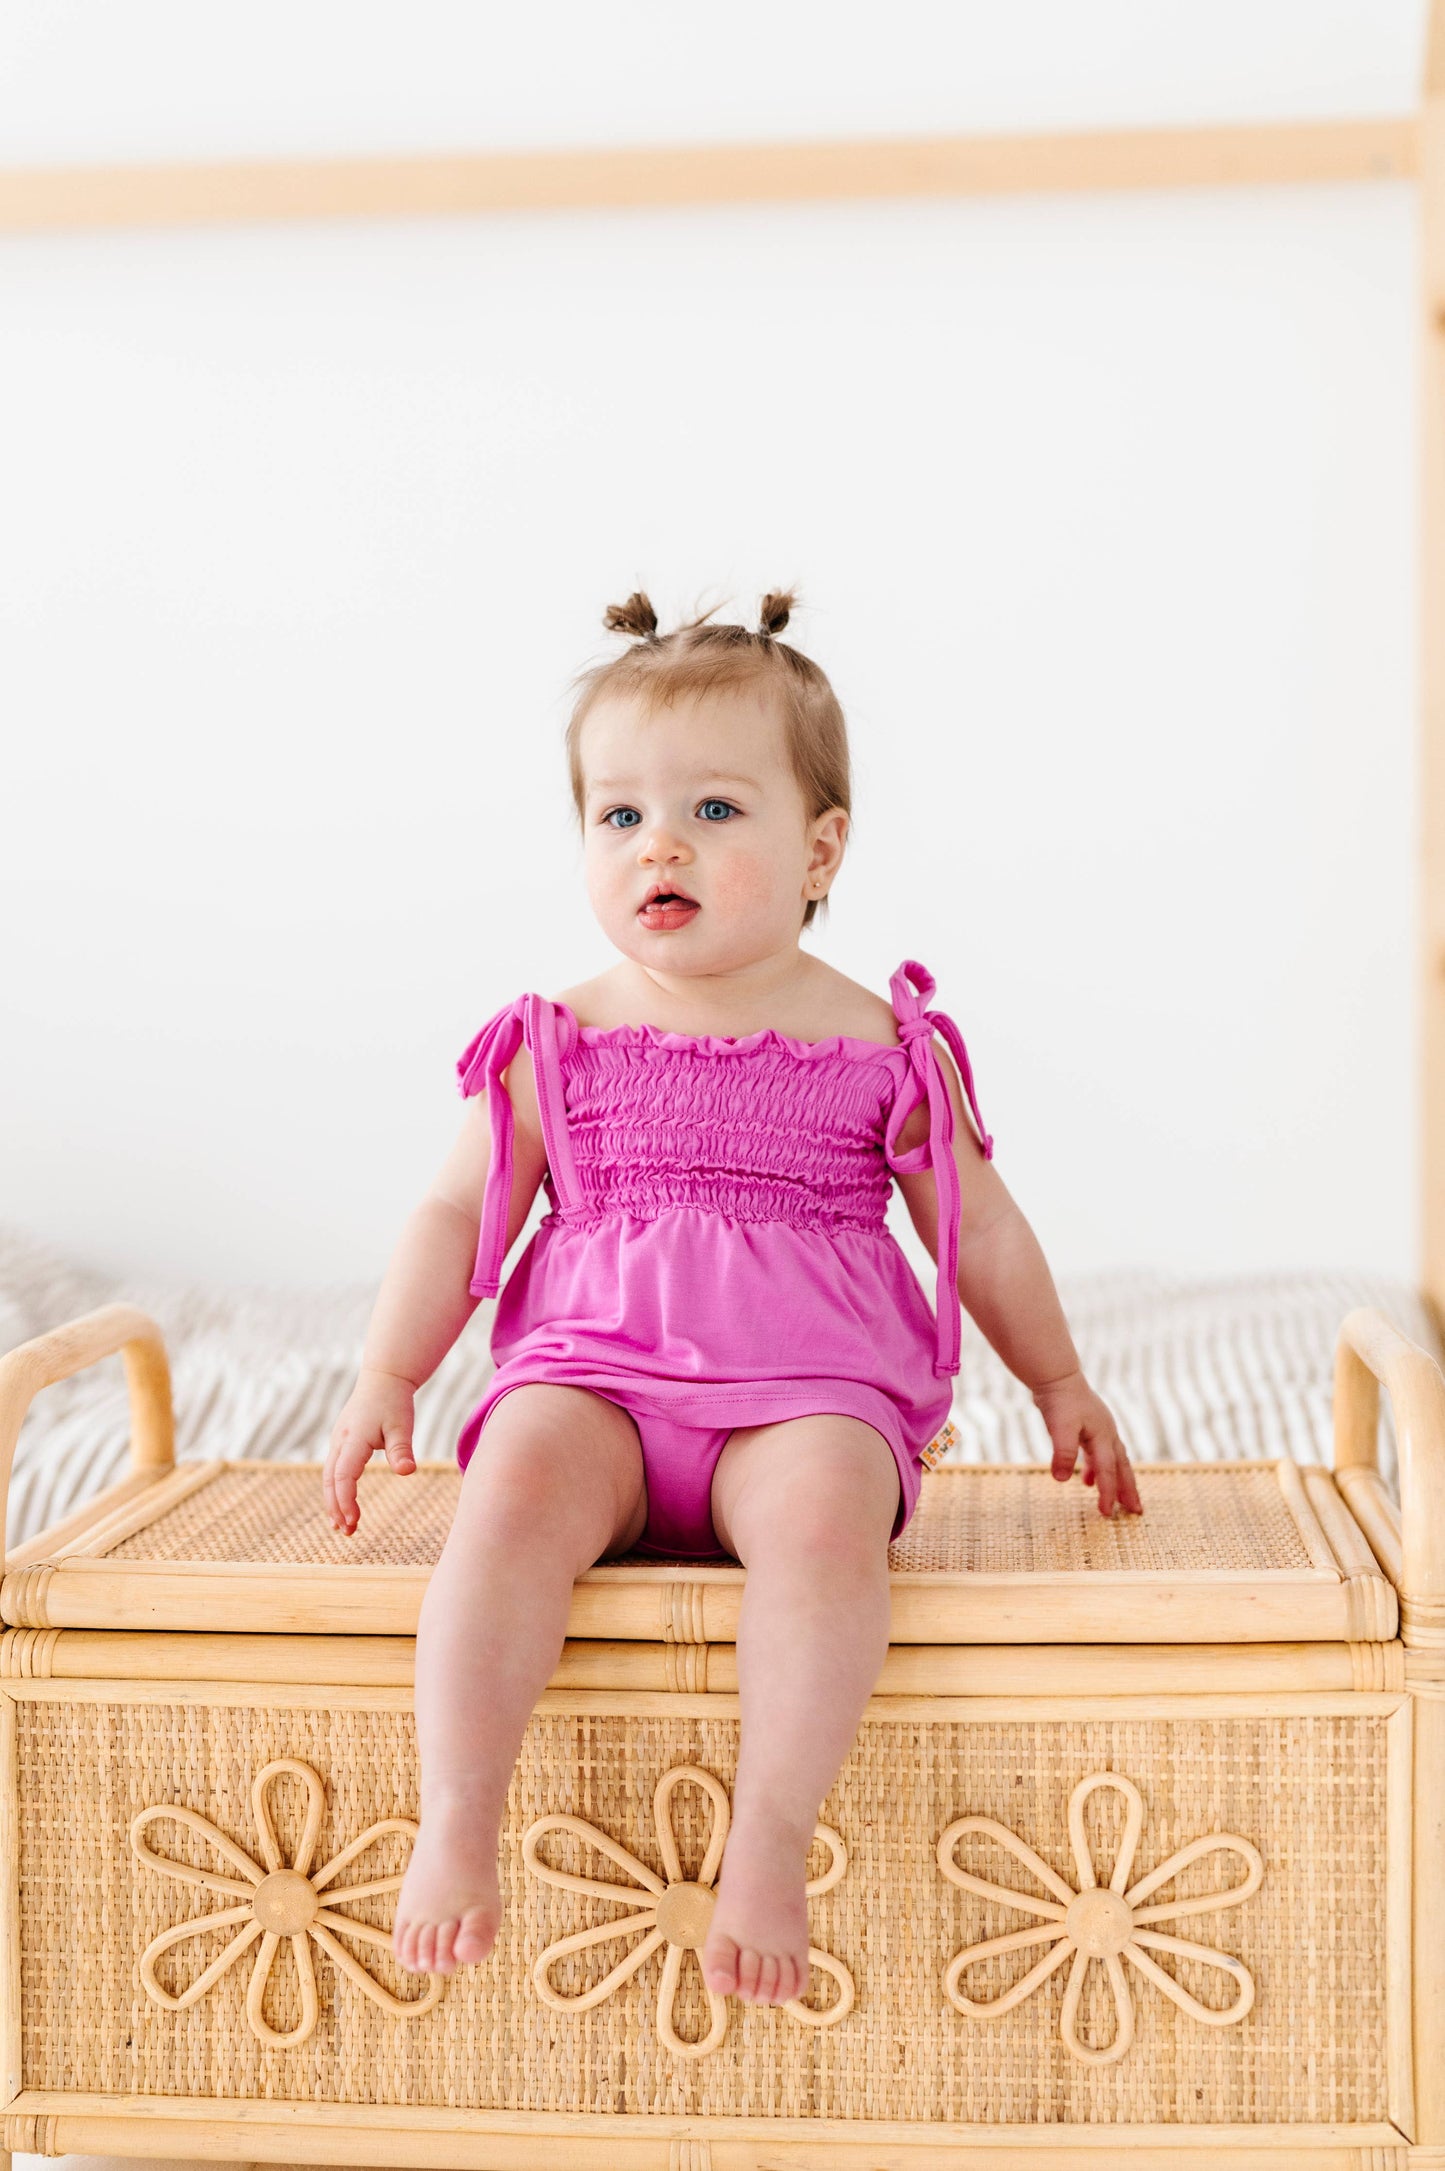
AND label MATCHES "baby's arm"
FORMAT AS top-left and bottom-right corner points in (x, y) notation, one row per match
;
(323, 1049), (548, 1535)
(893, 1051), (1143, 1518)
